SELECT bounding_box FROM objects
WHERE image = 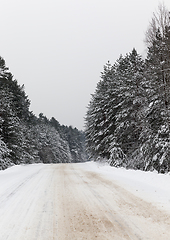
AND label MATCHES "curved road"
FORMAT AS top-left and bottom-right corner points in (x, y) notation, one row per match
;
(0, 163), (170, 239)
